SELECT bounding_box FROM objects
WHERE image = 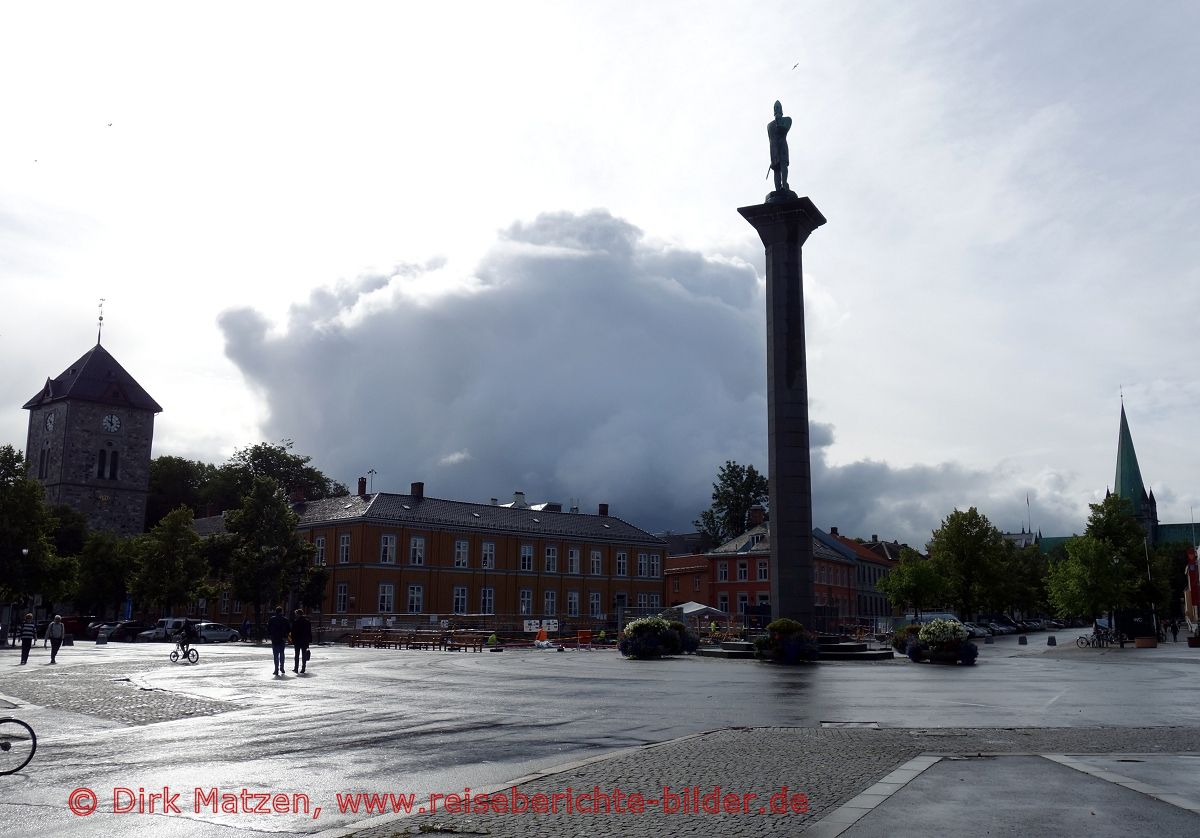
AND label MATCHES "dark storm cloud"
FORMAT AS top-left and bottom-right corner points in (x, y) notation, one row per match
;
(219, 210), (1064, 545)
